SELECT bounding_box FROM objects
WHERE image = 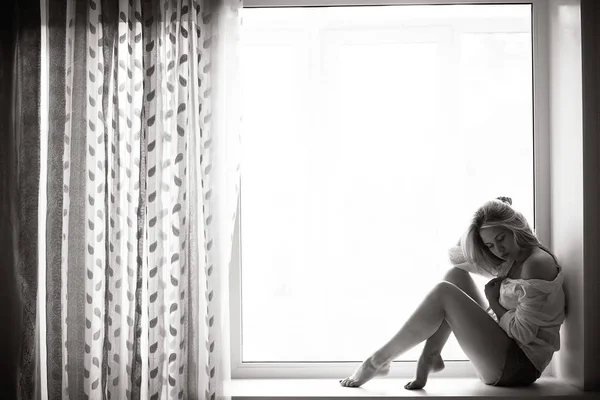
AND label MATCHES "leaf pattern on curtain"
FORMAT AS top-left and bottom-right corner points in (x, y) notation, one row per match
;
(44, 0), (241, 399)
(84, 1), (108, 397)
(102, 1), (145, 398)
(145, 1), (204, 397)
(193, 5), (217, 400)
